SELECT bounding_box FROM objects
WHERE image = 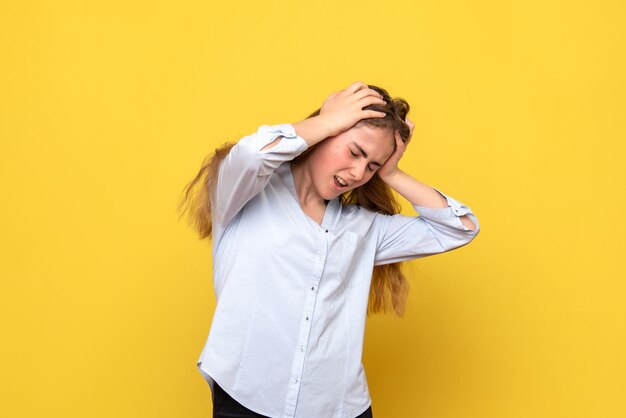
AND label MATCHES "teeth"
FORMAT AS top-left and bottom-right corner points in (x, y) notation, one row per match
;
(335, 176), (347, 186)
